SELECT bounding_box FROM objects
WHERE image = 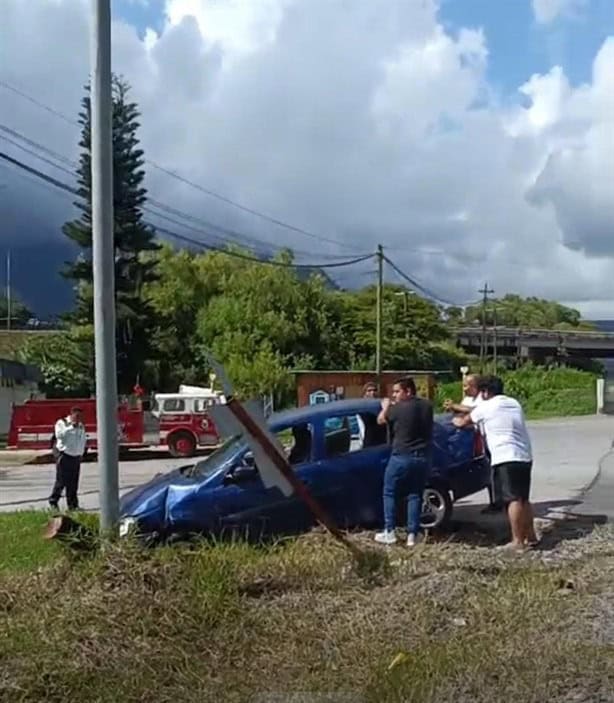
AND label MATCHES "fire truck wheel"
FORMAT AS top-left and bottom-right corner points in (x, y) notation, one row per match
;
(168, 431), (196, 458)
